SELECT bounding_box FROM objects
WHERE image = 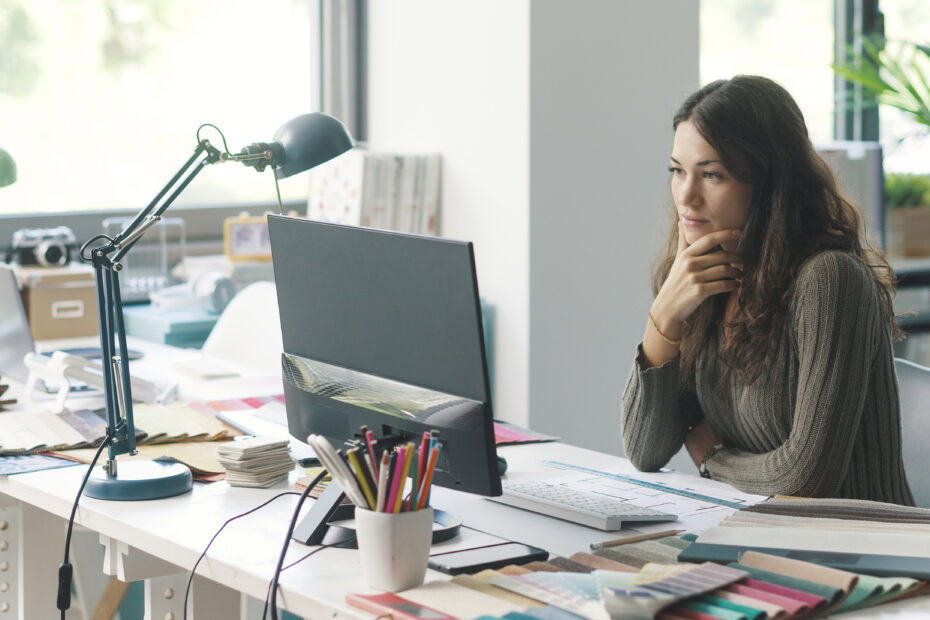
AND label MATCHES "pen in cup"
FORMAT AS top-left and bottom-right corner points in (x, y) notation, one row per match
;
(375, 451), (390, 512)
(307, 434), (367, 507)
(388, 445), (408, 513)
(418, 431), (430, 482)
(416, 444), (439, 510)
(363, 429), (379, 483)
(384, 450), (401, 512)
(393, 442), (415, 513)
(346, 448), (376, 510)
